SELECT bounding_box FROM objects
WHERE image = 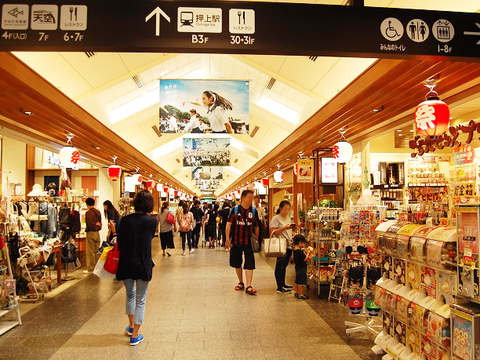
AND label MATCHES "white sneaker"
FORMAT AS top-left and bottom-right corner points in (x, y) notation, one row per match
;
(182, 252), (186, 256)
(83, 270), (91, 274)
(190, 249), (194, 254)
